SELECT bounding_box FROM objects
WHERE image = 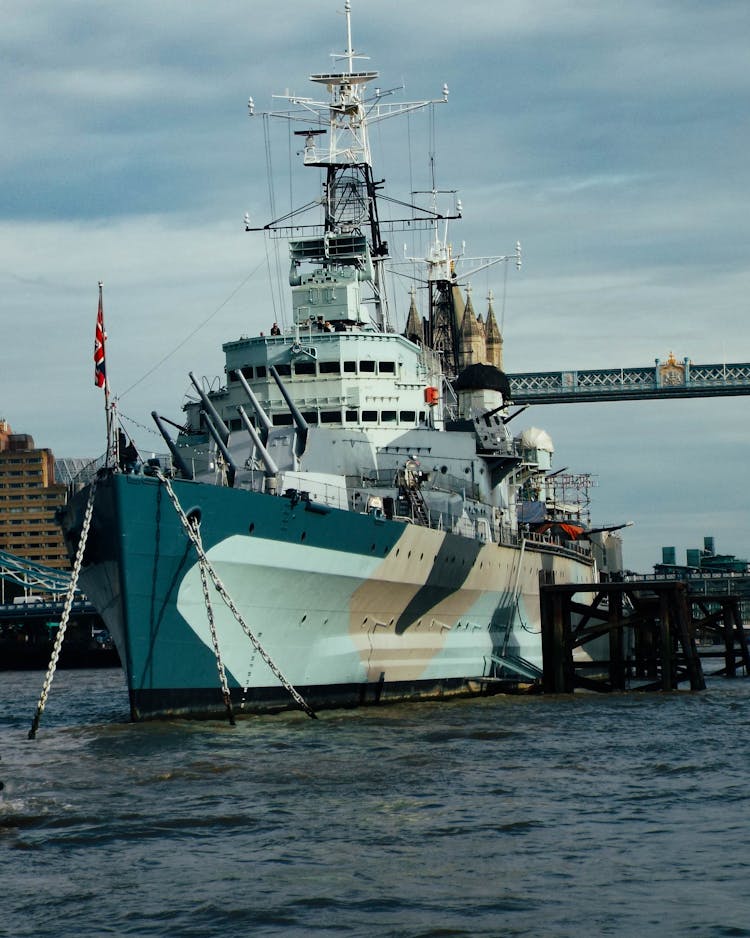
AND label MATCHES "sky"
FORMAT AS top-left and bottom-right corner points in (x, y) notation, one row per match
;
(1, 0), (748, 573)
